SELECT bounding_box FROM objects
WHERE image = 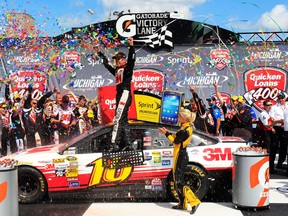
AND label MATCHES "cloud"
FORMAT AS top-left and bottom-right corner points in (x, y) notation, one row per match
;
(70, 0), (85, 7)
(57, 13), (95, 29)
(101, 0), (207, 20)
(257, 4), (288, 31)
(50, 0), (208, 34)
